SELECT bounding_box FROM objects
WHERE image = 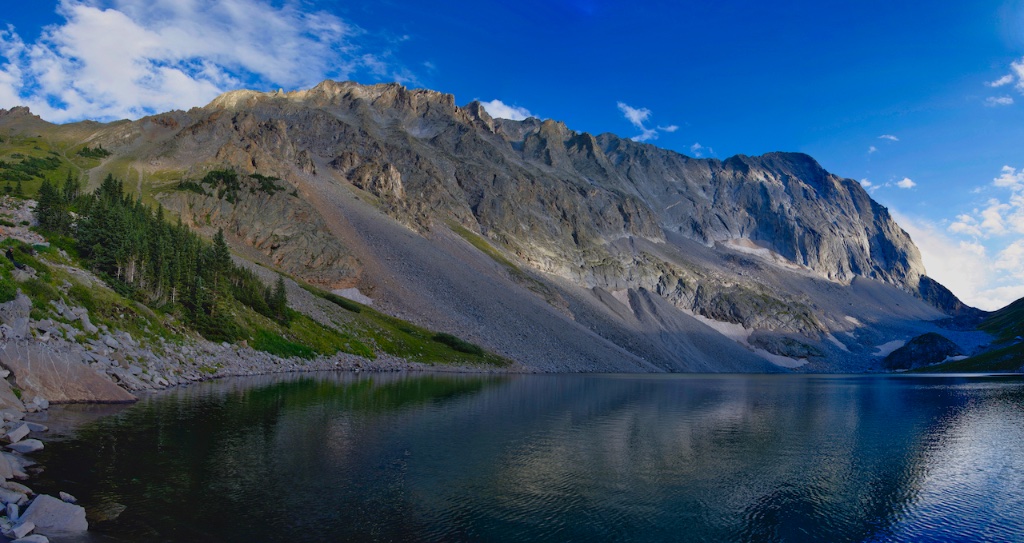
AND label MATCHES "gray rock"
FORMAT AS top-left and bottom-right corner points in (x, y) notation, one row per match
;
(58, 492), (75, 504)
(0, 487), (27, 505)
(102, 335), (119, 349)
(13, 534), (49, 543)
(6, 440), (43, 454)
(5, 423), (29, 444)
(2, 481), (32, 496)
(29, 397), (47, 411)
(4, 519), (33, 539)
(23, 423), (46, 433)
(0, 452), (14, 479)
(0, 294), (30, 329)
(0, 343), (136, 403)
(884, 333), (963, 370)
(18, 494), (88, 534)
(7, 502), (18, 521)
